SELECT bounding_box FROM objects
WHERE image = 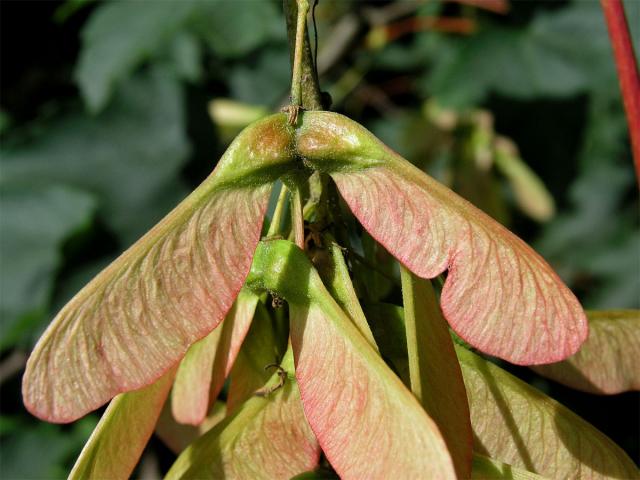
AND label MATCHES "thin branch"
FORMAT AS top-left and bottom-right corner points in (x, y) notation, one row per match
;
(283, 0), (323, 111)
(290, 0), (309, 108)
